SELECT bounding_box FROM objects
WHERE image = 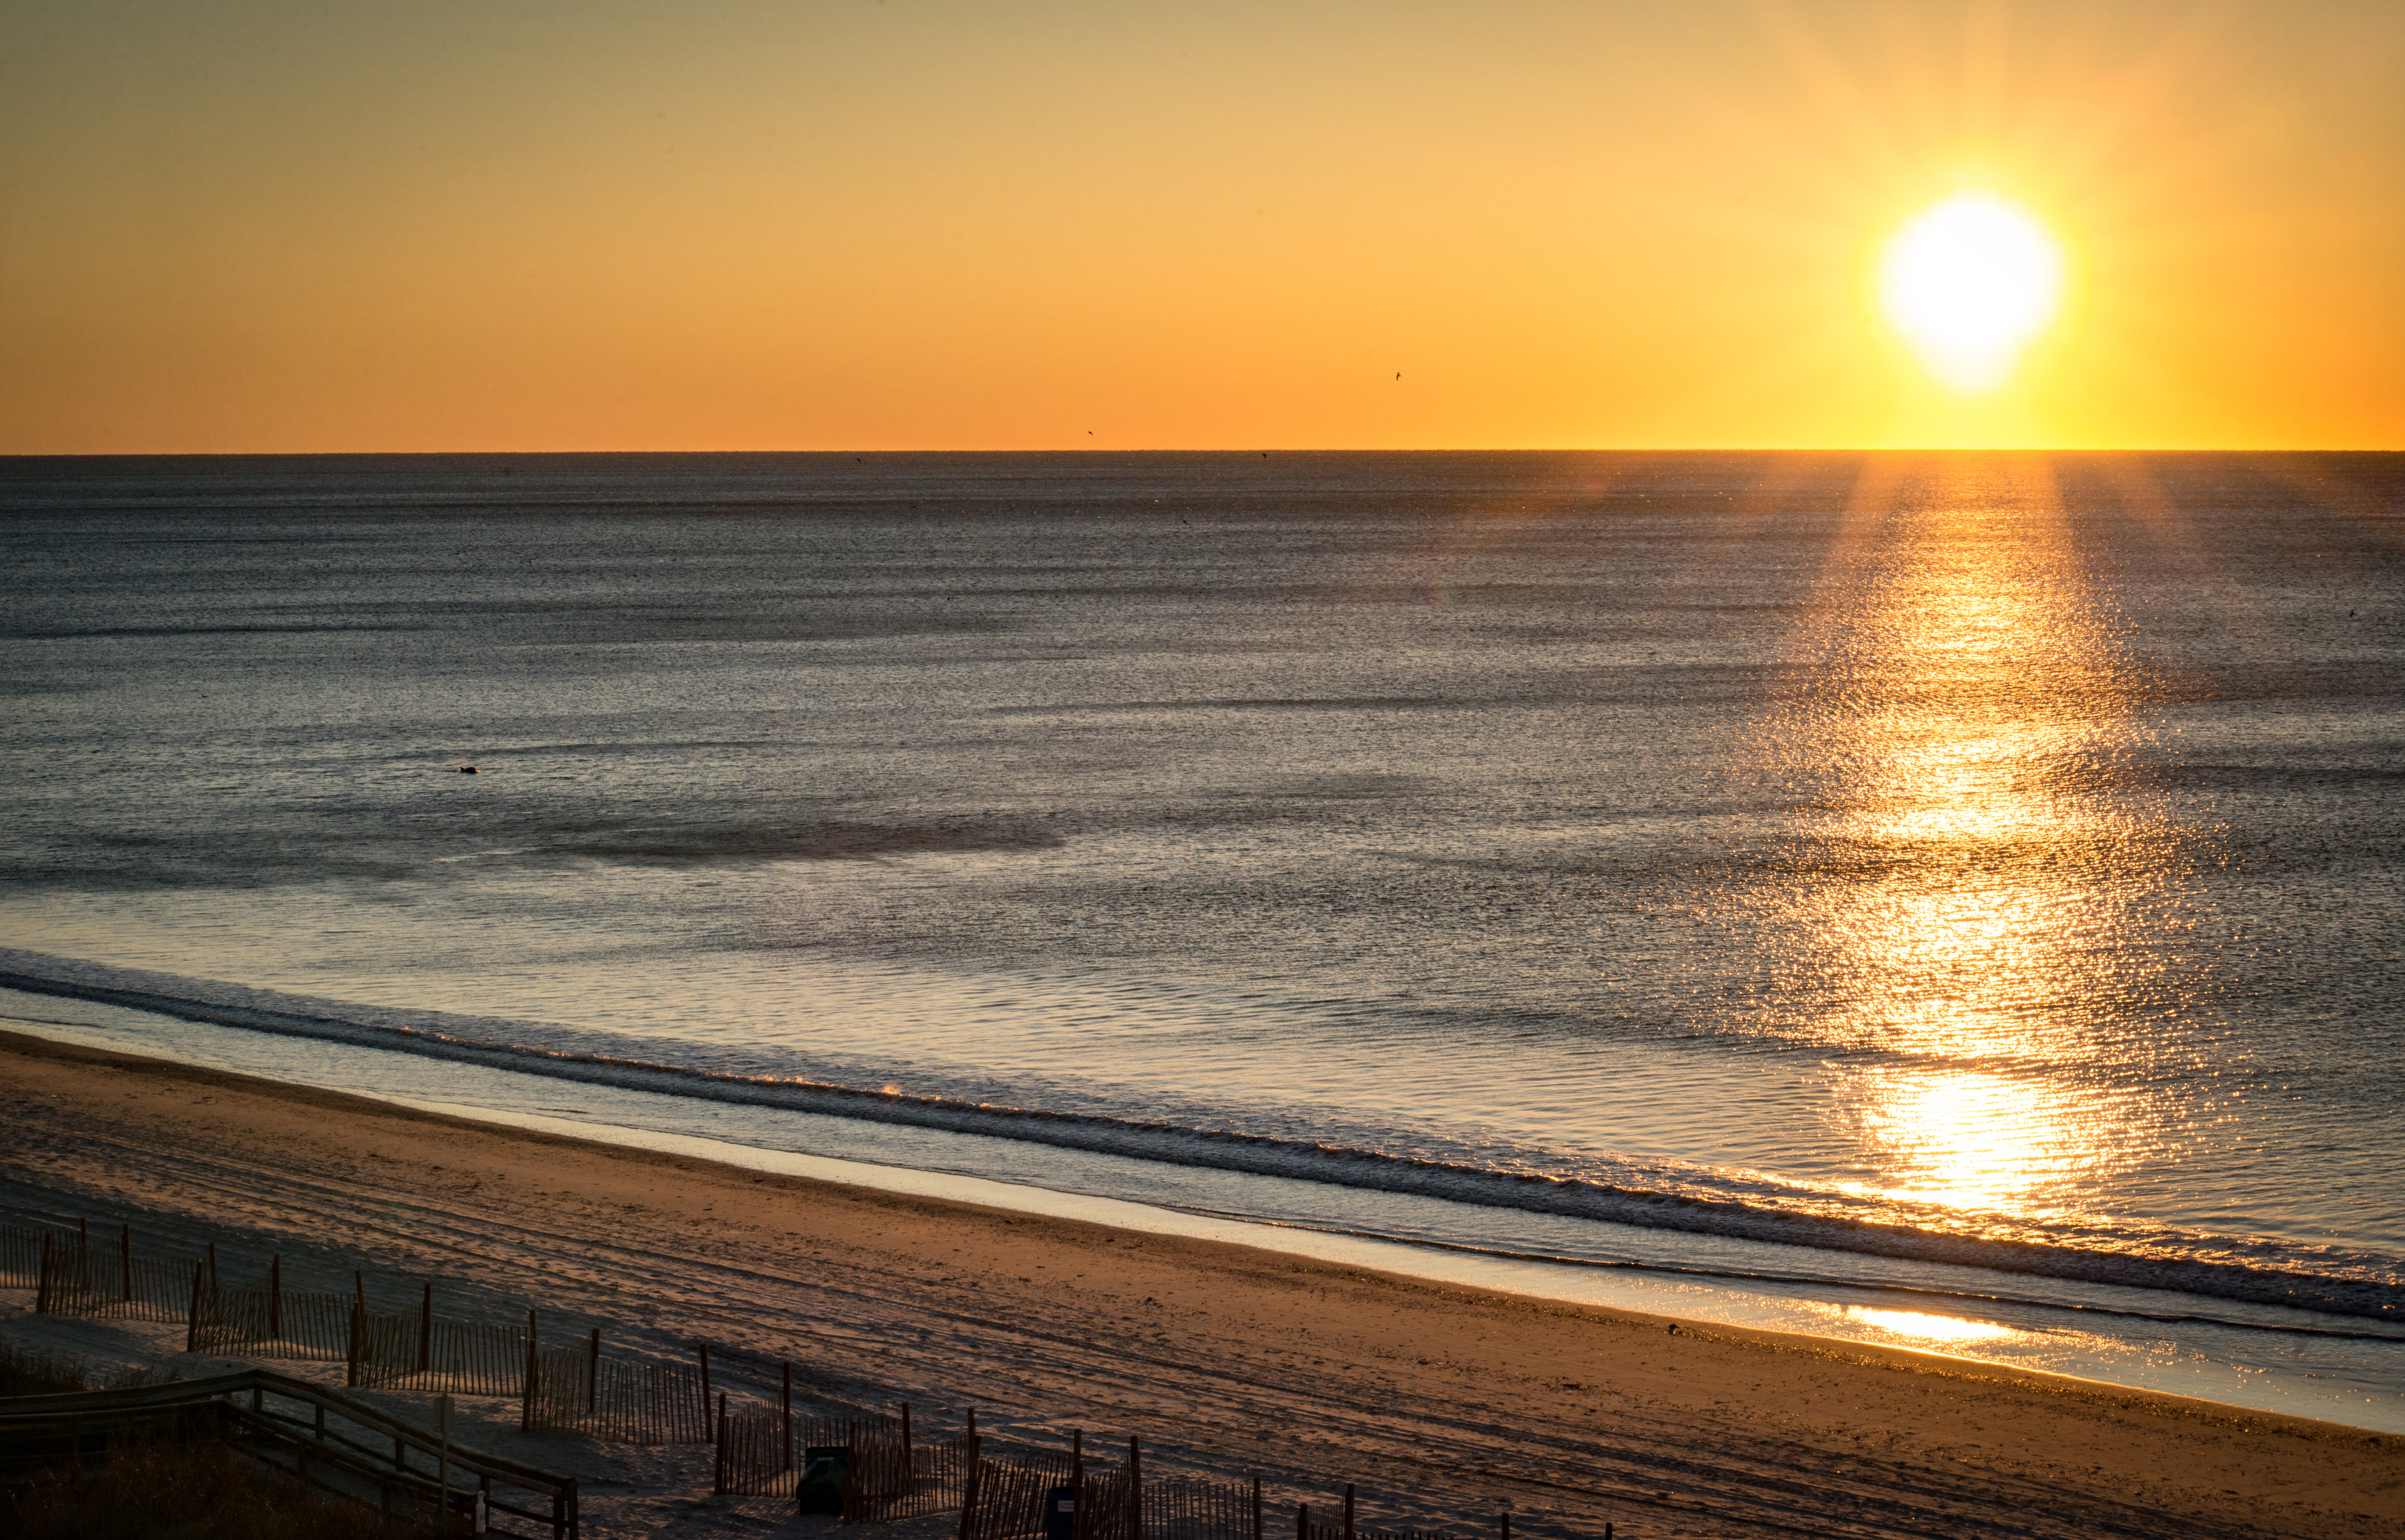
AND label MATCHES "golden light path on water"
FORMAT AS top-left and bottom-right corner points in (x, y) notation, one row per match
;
(1843, 1307), (2018, 1345)
(1761, 457), (2177, 1229)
